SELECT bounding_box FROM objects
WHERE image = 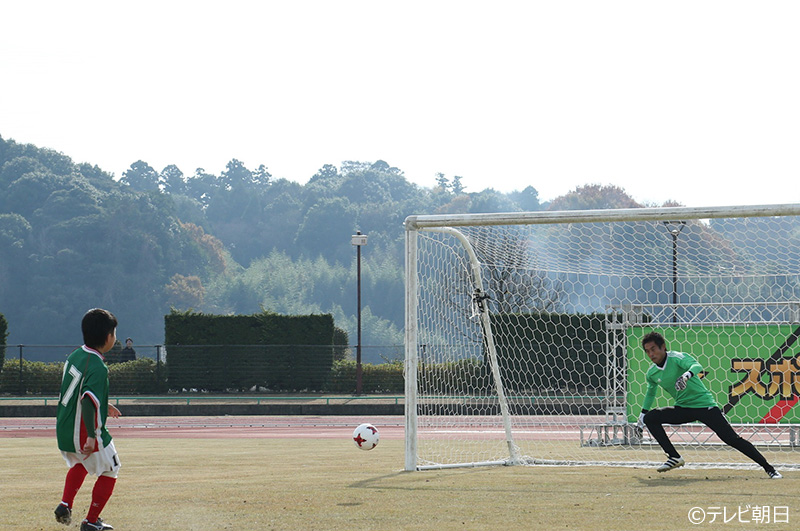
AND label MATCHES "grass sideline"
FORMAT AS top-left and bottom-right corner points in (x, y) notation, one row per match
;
(1, 437), (797, 531)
